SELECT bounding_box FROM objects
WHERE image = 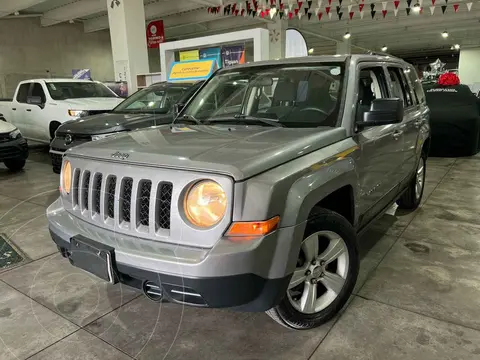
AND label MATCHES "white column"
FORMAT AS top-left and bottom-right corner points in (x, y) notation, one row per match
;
(336, 39), (351, 55)
(458, 48), (480, 90)
(267, 18), (287, 60)
(107, 0), (149, 94)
